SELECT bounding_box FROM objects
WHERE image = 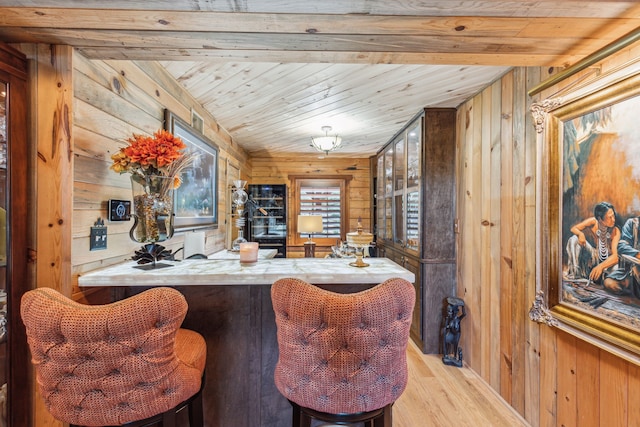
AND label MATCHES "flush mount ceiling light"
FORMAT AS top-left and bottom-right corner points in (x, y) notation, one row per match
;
(310, 126), (342, 155)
